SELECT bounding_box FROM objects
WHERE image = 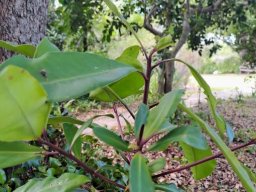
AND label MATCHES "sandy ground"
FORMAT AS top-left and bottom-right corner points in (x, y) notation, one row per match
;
(185, 74), (256, 106)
